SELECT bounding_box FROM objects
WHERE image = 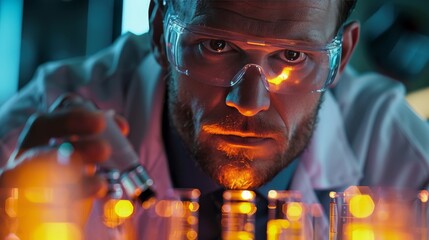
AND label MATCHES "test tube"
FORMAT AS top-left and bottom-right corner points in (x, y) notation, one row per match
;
(329, 191), (343, 240)
(101, 170), (136, 240)
(59, 96), (156, 204)
(154, 188), (200, 240)
(99, 110), (155, 204)
(266, 190), (308, 240)
(221, 190), (257, 240)
(417, 190), (428, 240)
(0, 140), (86, 239)
(330, 186), (424, 240)
(0, 188), (19, 239)
(0, 187), (84, 240)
